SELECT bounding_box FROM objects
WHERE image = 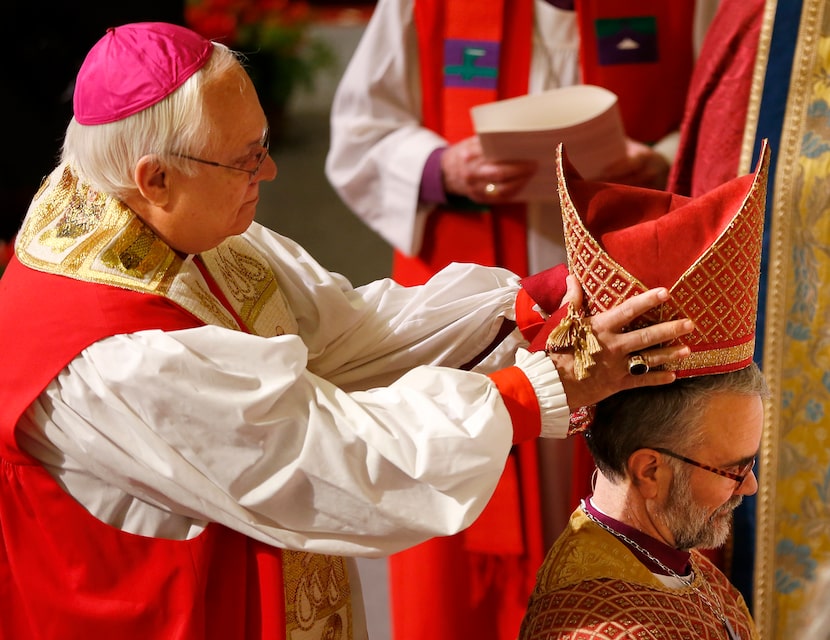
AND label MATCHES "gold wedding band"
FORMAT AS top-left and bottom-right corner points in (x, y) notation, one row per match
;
(627, 354), (649, 376)
(485, 182), (497, 195)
